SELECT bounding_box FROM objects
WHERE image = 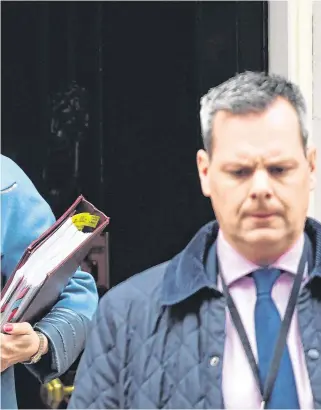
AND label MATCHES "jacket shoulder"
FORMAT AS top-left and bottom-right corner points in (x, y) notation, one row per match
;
(1, 155), (35, 192)
(99, 261), (169, 317)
